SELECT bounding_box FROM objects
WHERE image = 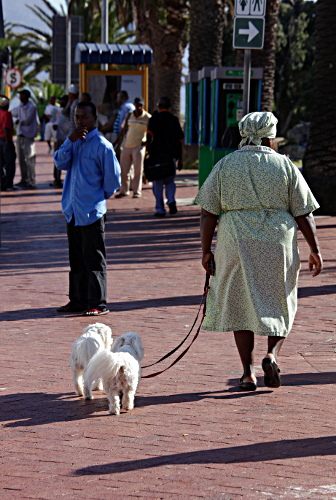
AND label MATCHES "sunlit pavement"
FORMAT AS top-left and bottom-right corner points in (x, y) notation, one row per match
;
(1, 140), (336, 499)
